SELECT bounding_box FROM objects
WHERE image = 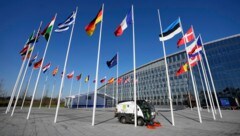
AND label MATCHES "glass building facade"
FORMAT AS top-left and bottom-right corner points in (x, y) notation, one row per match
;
(97, 34), (240, 106)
